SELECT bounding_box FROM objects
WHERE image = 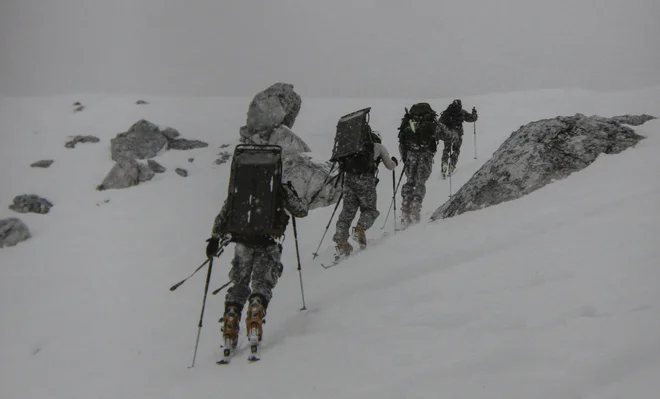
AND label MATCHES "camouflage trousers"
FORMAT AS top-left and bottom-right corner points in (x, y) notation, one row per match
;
(441, 133), (463, 168)
(400, 150), (434, 225)
(333, 173), (379, 242)
(224, 242), (283, 309)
